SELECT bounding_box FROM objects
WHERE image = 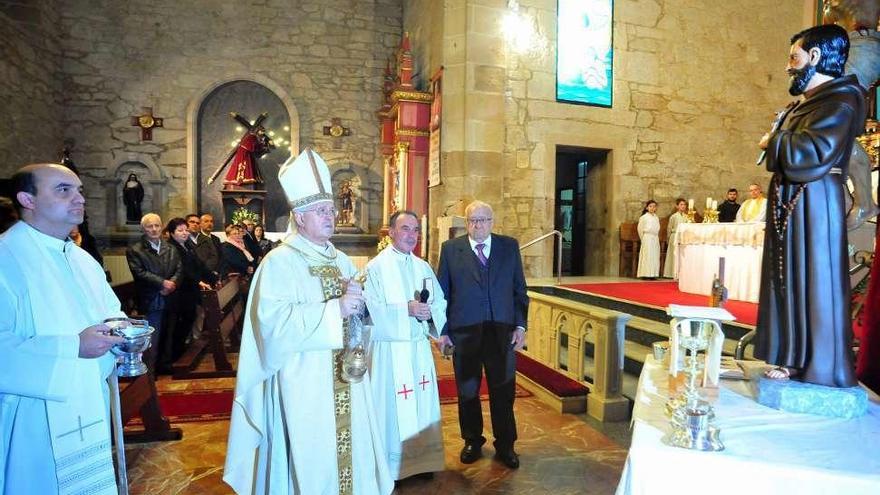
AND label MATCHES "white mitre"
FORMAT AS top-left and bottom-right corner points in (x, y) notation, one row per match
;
(278, 147), (333, 211)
